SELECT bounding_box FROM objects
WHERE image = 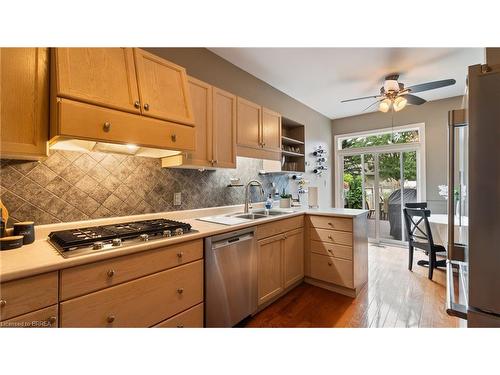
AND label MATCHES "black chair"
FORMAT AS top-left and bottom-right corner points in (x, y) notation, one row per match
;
(405, 202), (427, 209)
(403, 207), (446, 280)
